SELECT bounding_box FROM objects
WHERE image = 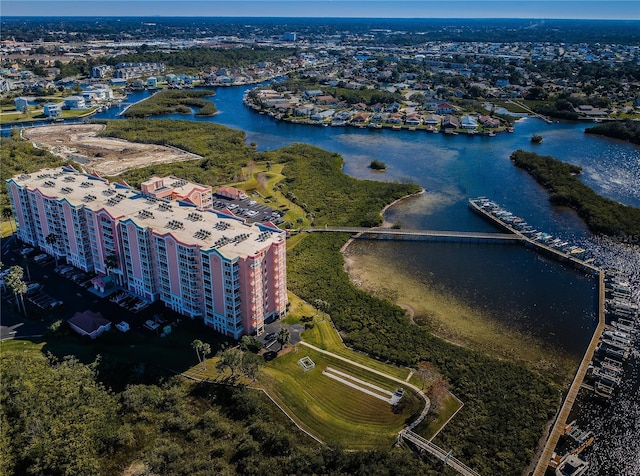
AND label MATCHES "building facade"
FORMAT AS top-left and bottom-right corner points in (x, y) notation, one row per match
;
(6, 167), (287, 338)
